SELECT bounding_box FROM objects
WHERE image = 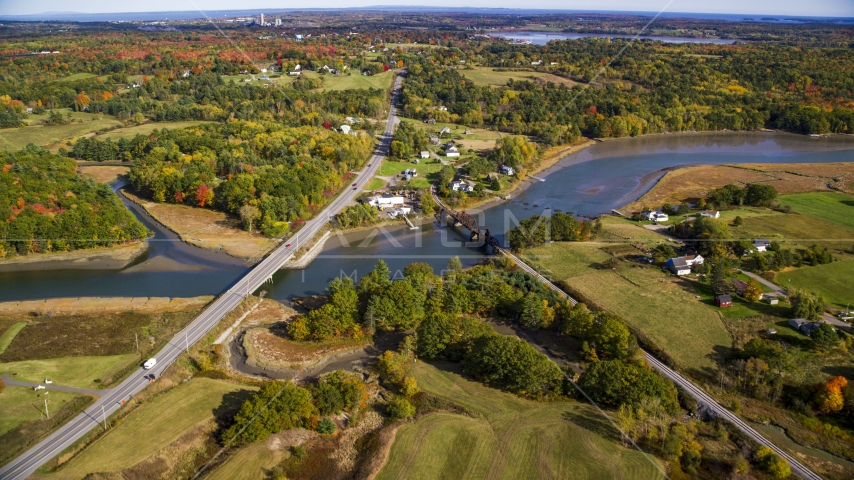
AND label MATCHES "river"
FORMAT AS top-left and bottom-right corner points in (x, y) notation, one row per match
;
(0, 132), (851, 303)
(494, 31), (739, 44)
